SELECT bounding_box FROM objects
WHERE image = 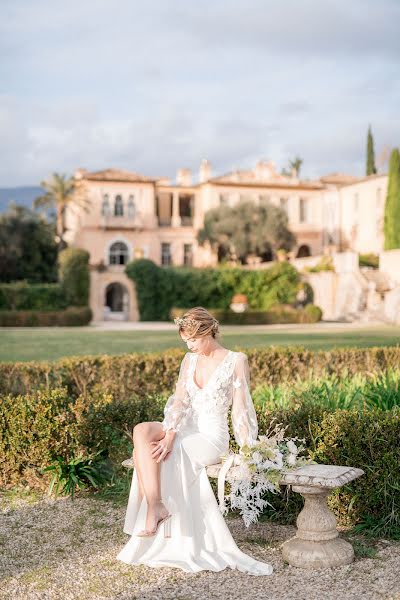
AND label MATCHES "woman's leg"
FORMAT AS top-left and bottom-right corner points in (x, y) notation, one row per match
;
(131, 449), (145, 498)
(133, 421), (169, 532)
